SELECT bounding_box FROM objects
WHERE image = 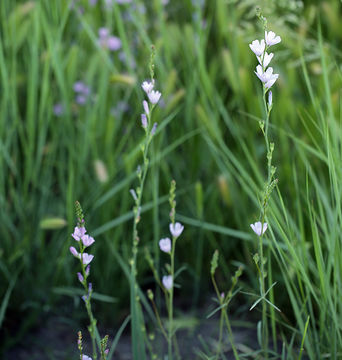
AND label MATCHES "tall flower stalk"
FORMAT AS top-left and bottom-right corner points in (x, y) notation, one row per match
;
(249, 13), (281, 357)
(130, 45), (162, 359)
(70, 201), (109, 360)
